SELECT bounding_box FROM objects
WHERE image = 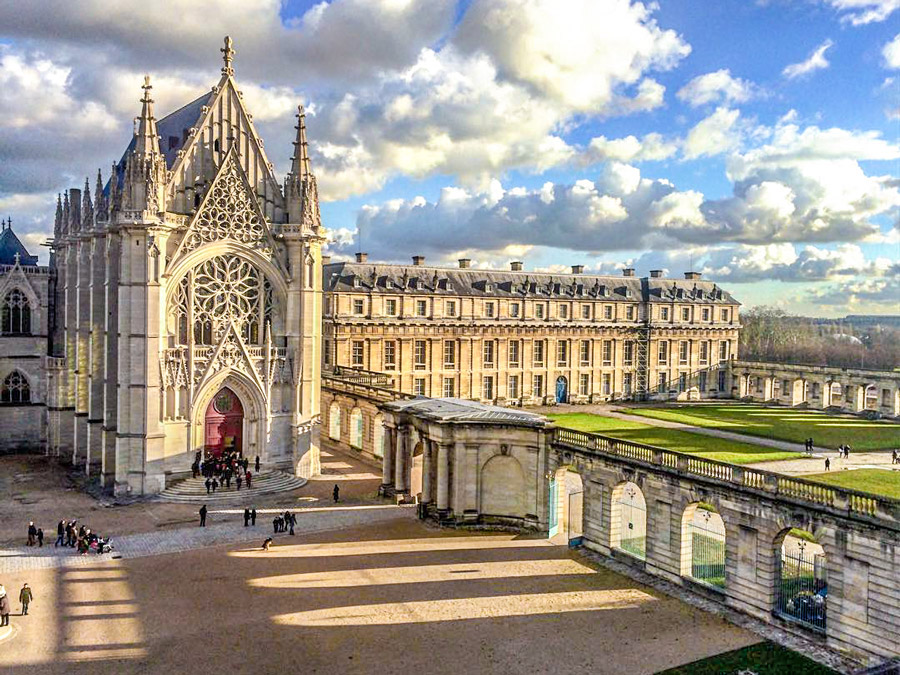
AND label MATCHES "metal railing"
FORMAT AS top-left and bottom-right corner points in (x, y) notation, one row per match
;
(551, 426), (899, 523)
